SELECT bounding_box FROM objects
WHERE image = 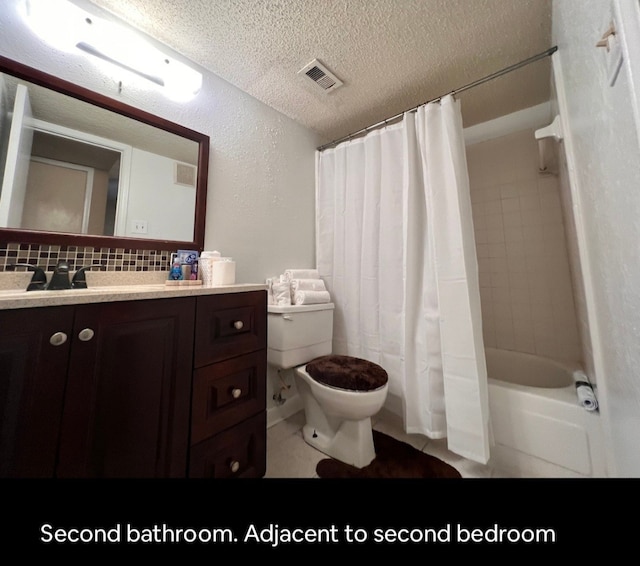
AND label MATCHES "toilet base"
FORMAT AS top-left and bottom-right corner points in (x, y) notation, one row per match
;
(302, 417), (376, 469)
